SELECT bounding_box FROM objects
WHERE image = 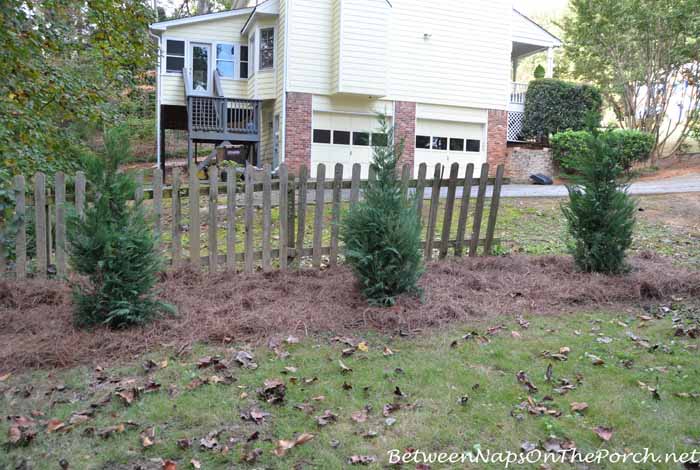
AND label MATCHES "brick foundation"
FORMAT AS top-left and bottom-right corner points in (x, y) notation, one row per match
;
(505, 146), (554, 183)
(486, 109), (508, 176)
(284, 92), (312, 174)
(394, 101), (416, 172)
